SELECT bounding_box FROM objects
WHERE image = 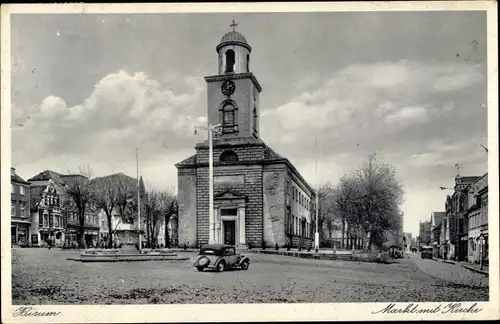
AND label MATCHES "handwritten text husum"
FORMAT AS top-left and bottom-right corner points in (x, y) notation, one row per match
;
(13, 307), (61, 317)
